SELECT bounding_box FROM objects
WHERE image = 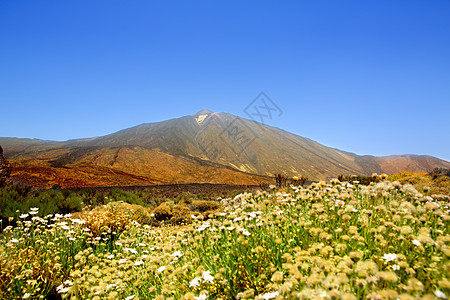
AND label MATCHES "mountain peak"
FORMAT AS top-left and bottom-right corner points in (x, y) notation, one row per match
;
(193, 109), (215, 125)
(193, 109), (214, 116)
